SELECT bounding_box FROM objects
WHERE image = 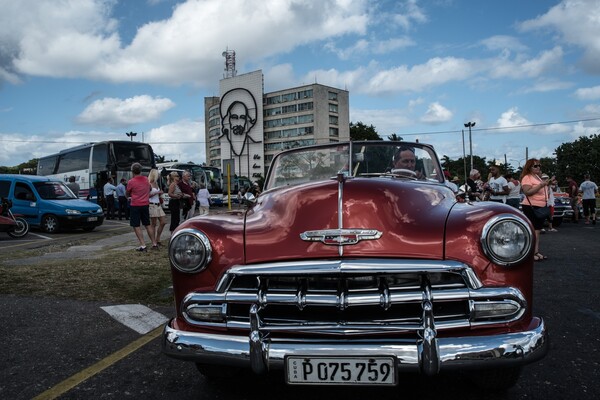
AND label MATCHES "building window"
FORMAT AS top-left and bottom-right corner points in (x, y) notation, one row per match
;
(298, 89), (313, 99)
(298, 102), (313, 111)
(282, 104), (297, 113)
(266, 95), (282, 105)
(328, 91), (338, 101)
(329, 127), (339, 137)
(297, 114), (314, 124)
(329, 103), (338, 113)
(282, 92), (297, 102)
(329, 115), (338, 125)
(265, 107), (281, 116)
